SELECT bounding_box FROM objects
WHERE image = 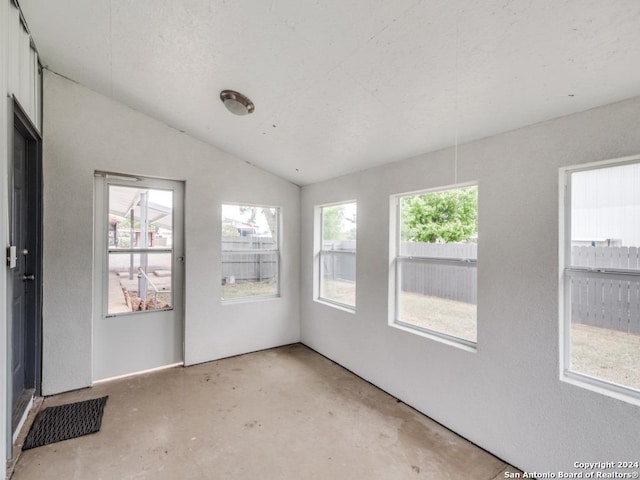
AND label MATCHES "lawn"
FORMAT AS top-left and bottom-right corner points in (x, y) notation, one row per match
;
(220, 278), (640, 391)
(221, 278), (278, 299)
(571, 323), (640, 390)
(398, 290), (476, 342)
(320, 278), (356, 306)
(400, 289), (640, 390)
